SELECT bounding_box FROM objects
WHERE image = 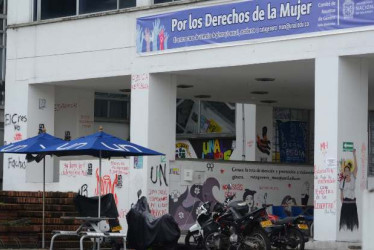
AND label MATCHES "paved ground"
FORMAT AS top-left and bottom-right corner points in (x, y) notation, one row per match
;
(178, 233), (362, 250)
